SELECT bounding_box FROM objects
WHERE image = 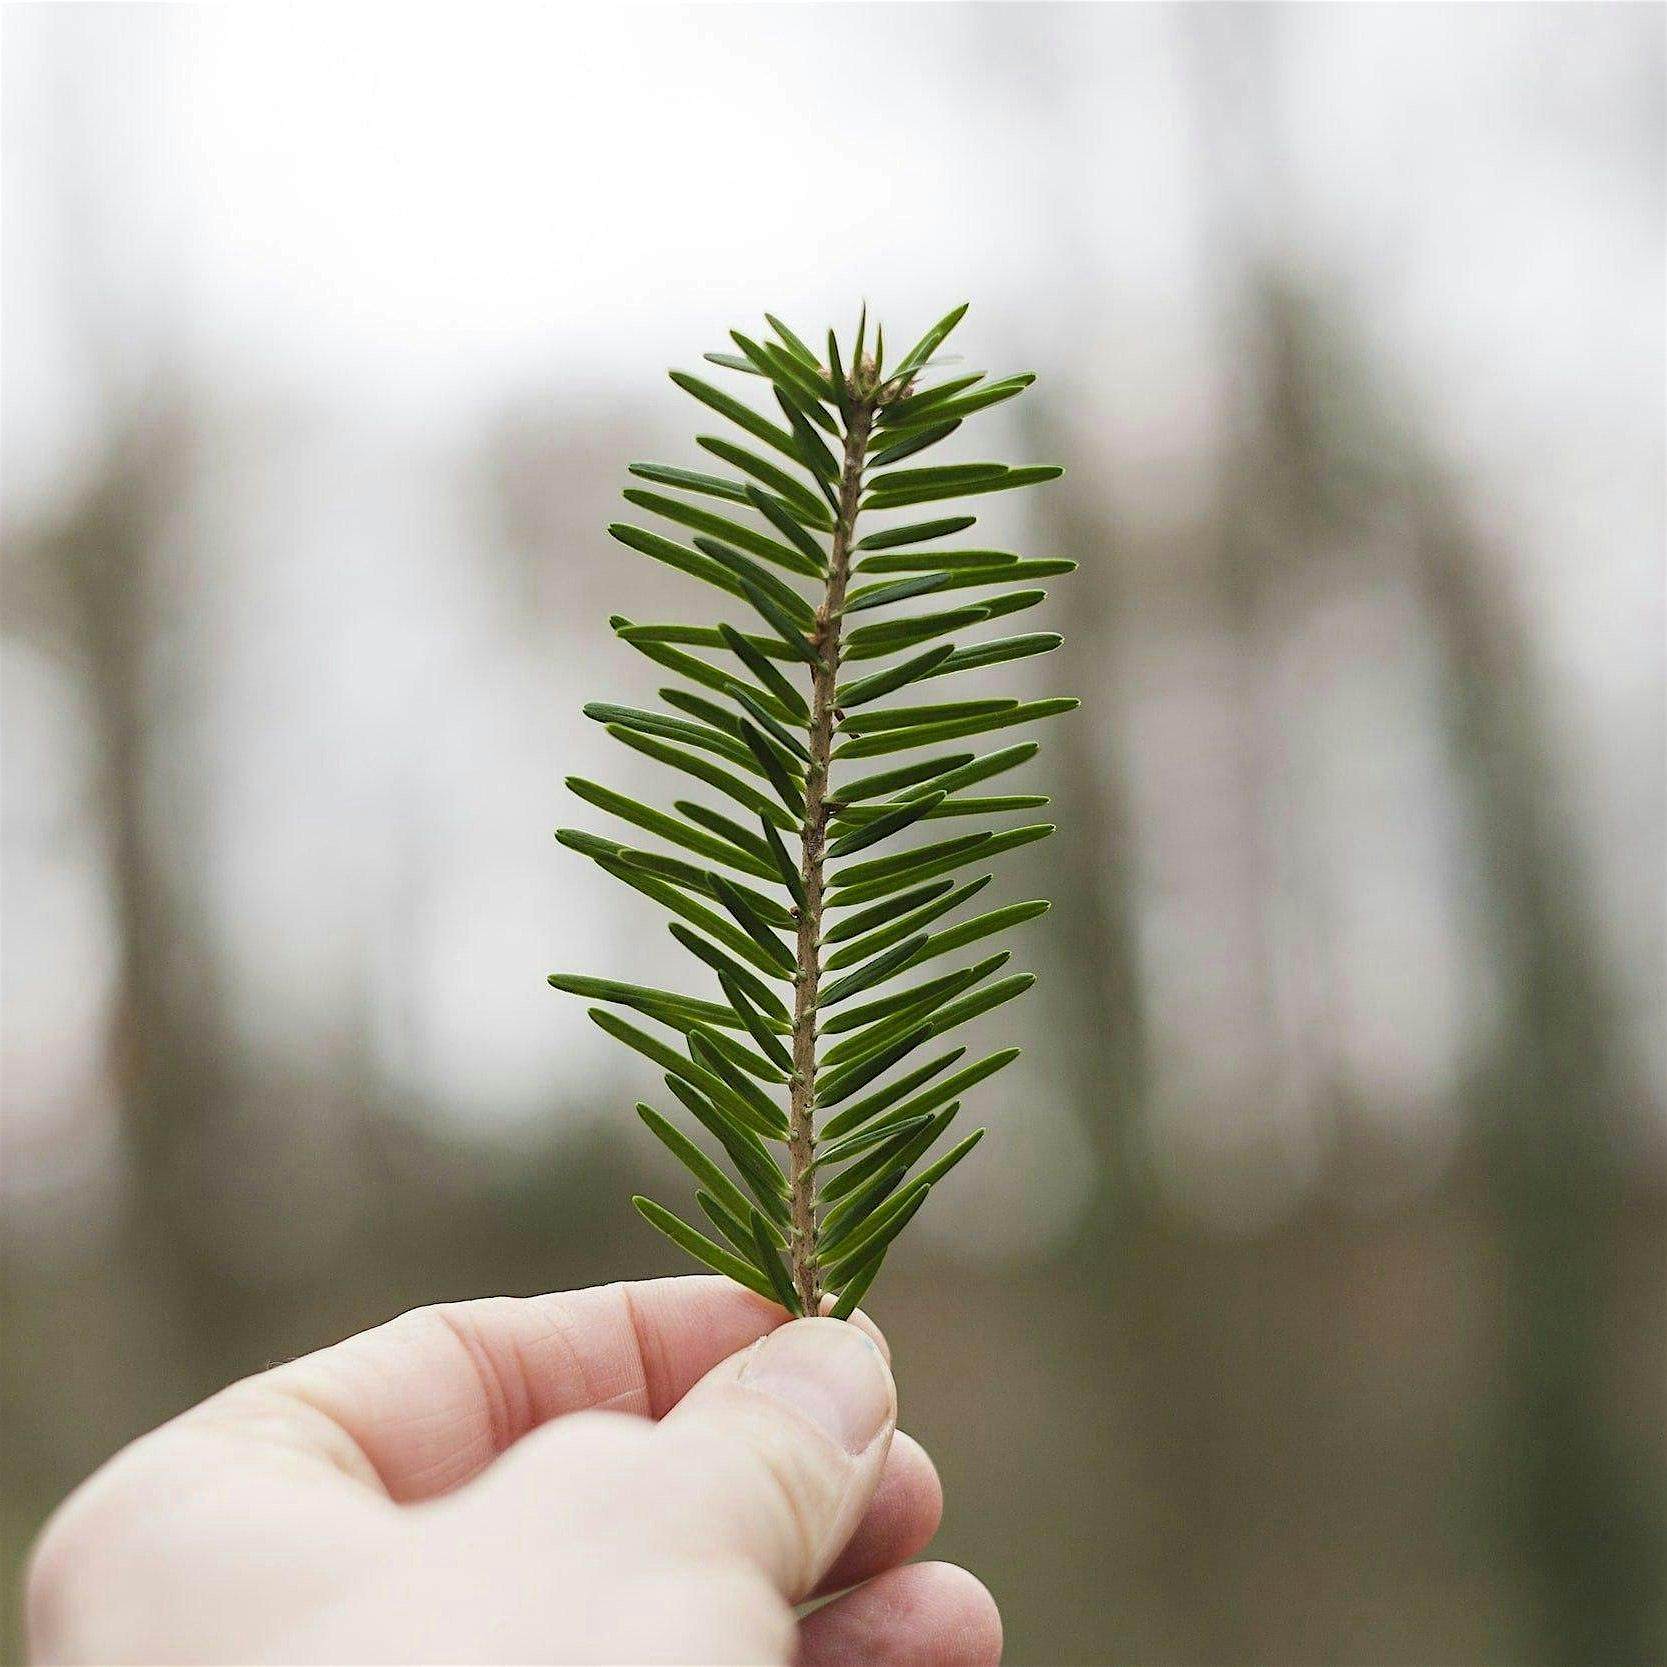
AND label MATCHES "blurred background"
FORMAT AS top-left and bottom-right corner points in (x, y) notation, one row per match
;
(3, 5), (1663, 1662)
